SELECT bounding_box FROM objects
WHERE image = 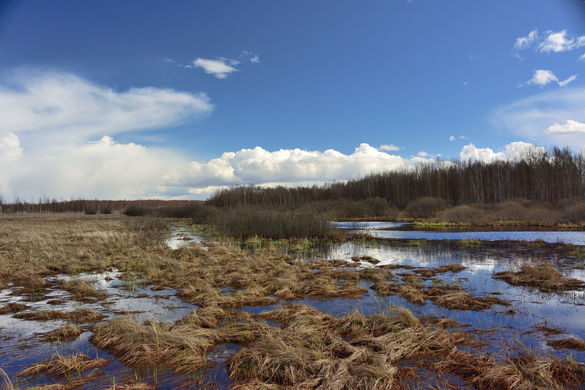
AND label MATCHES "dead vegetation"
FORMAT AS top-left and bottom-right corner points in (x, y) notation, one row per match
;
(0, 303), (30, 314)
(434, 348), (585, 389)
(15, 308), (105, 323)
(43, 324), (83, 342)
(2, 214), (585, 389)
(547, 338), (585, 351)
(17, 353), (109, 378)
(58, 279), (109, 303)
(494, 262), (585, 292)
